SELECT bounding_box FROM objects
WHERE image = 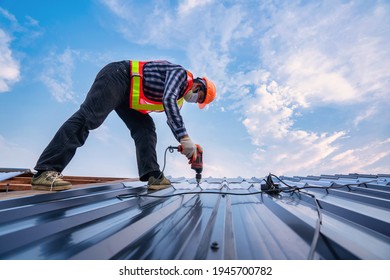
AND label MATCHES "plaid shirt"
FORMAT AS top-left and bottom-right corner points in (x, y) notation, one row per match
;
(141, 60), (189, 141)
